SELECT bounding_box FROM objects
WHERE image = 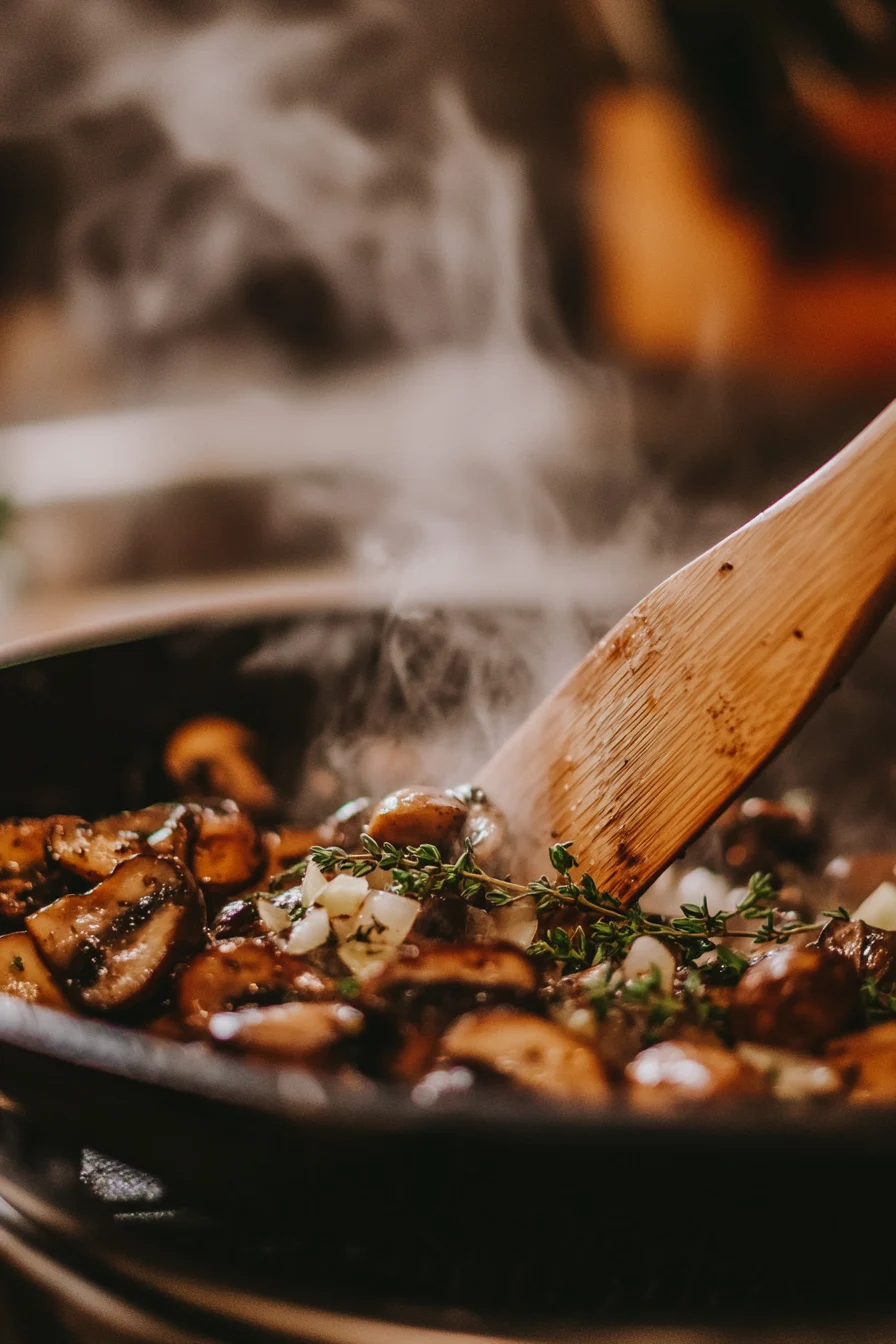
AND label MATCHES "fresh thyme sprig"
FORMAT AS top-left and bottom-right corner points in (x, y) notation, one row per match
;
(860, 974), (896, 1026)
(294, 836), (830, 971)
